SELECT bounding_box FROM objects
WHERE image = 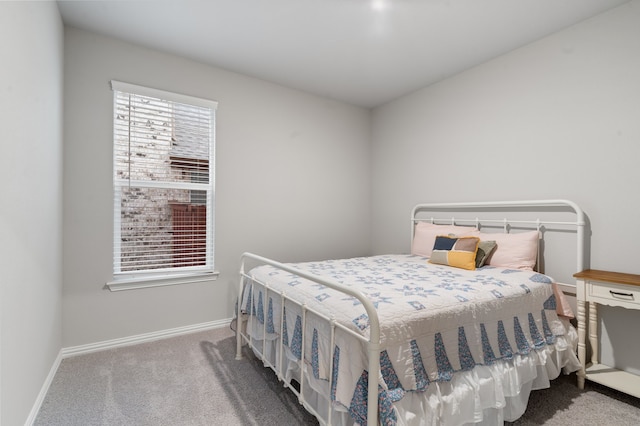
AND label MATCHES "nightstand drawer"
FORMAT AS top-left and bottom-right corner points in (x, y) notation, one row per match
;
(589, 281), (640, 307)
